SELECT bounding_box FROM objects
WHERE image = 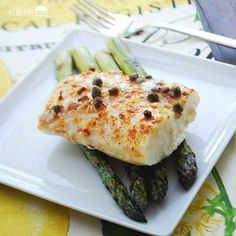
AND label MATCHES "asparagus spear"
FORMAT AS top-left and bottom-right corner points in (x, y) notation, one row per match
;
(95, 48), (148, 211)
(53, 51), (72, 82)
(80, 146), (146, 222)
(71, 46), (100, 72)
(106, 38), (168, 202)
(62, 47), (147, 222)
(125, 164), (148, 211)
(95, 50), (120, 72)
(145, 161), (168, 202)
(173, 140), (198, 190)
(106, 37), (147, 77)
